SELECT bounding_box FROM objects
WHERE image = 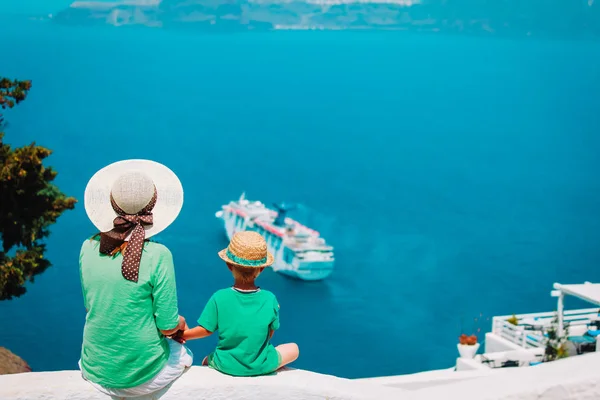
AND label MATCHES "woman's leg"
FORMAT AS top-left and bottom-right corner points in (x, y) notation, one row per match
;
(275, 343), (299, 369)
